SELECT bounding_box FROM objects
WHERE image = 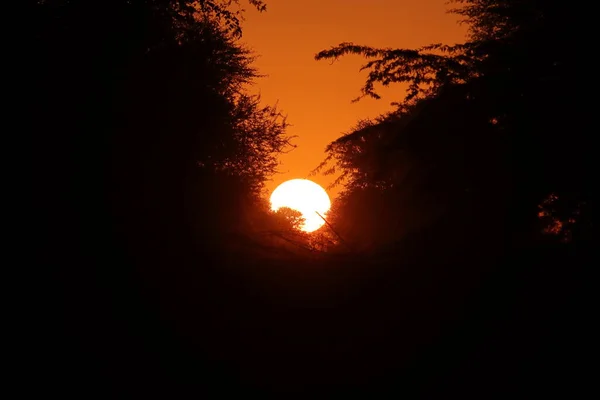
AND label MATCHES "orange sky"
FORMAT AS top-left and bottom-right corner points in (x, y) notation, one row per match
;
(242, 0), (467, 198)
